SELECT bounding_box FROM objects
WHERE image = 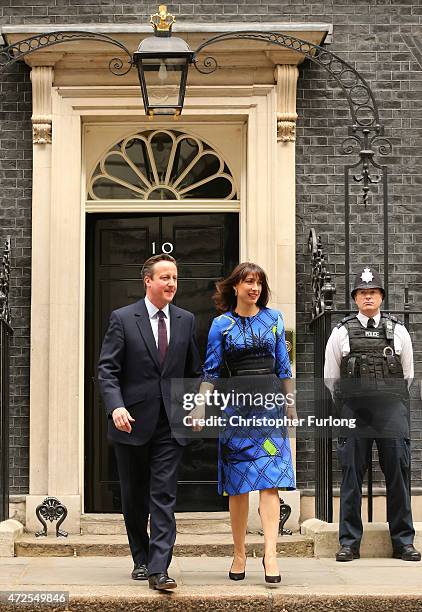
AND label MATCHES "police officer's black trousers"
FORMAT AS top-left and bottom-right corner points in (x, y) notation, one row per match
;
(337, 437), (414, 551)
